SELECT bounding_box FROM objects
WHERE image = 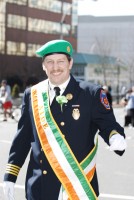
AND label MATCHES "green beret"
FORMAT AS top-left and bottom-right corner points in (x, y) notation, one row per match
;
(36, 39), (73, 57)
